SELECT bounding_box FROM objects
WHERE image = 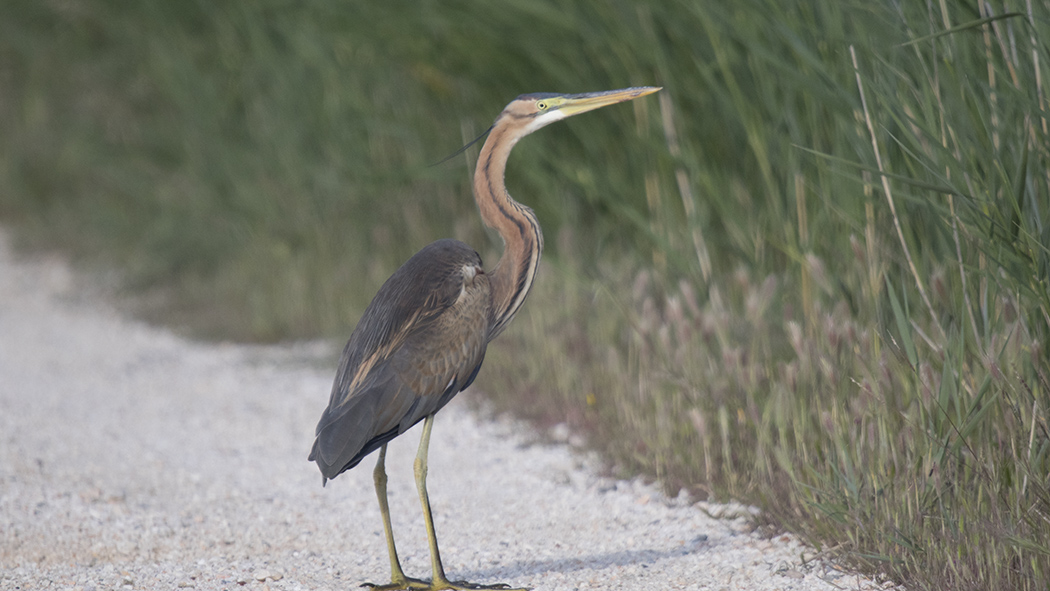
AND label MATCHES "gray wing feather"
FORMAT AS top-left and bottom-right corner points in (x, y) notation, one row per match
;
(309, 239), (489, 482)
